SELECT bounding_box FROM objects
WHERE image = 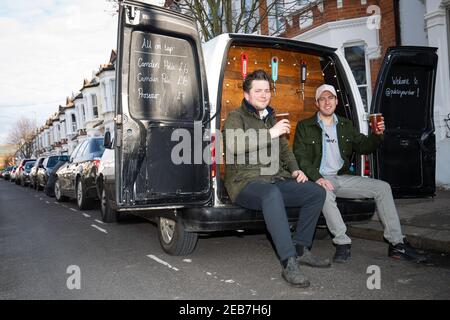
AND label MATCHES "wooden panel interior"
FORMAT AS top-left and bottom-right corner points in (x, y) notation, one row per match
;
(219, 45), (326, 178)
